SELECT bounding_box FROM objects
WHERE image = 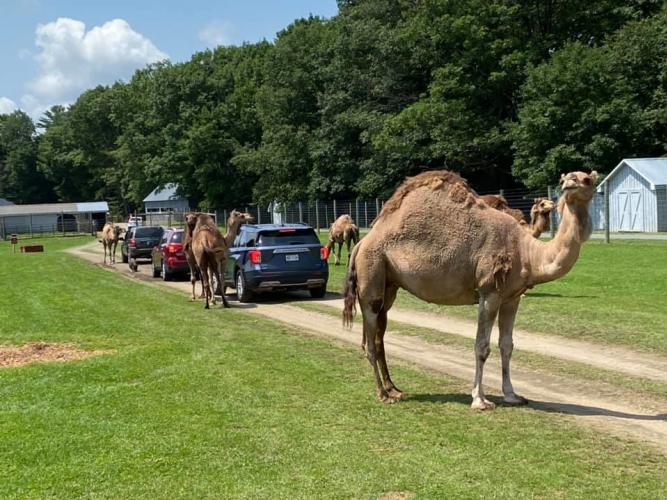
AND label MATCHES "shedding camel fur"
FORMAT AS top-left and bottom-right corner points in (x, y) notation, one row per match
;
(343, 169), (598, 409)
